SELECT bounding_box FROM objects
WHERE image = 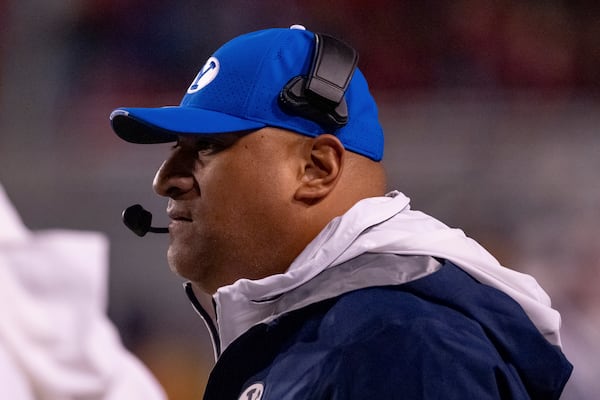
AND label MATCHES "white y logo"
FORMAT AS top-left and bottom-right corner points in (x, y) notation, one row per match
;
(238, 382), (264, 400)
(187, 57), (220, 94)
